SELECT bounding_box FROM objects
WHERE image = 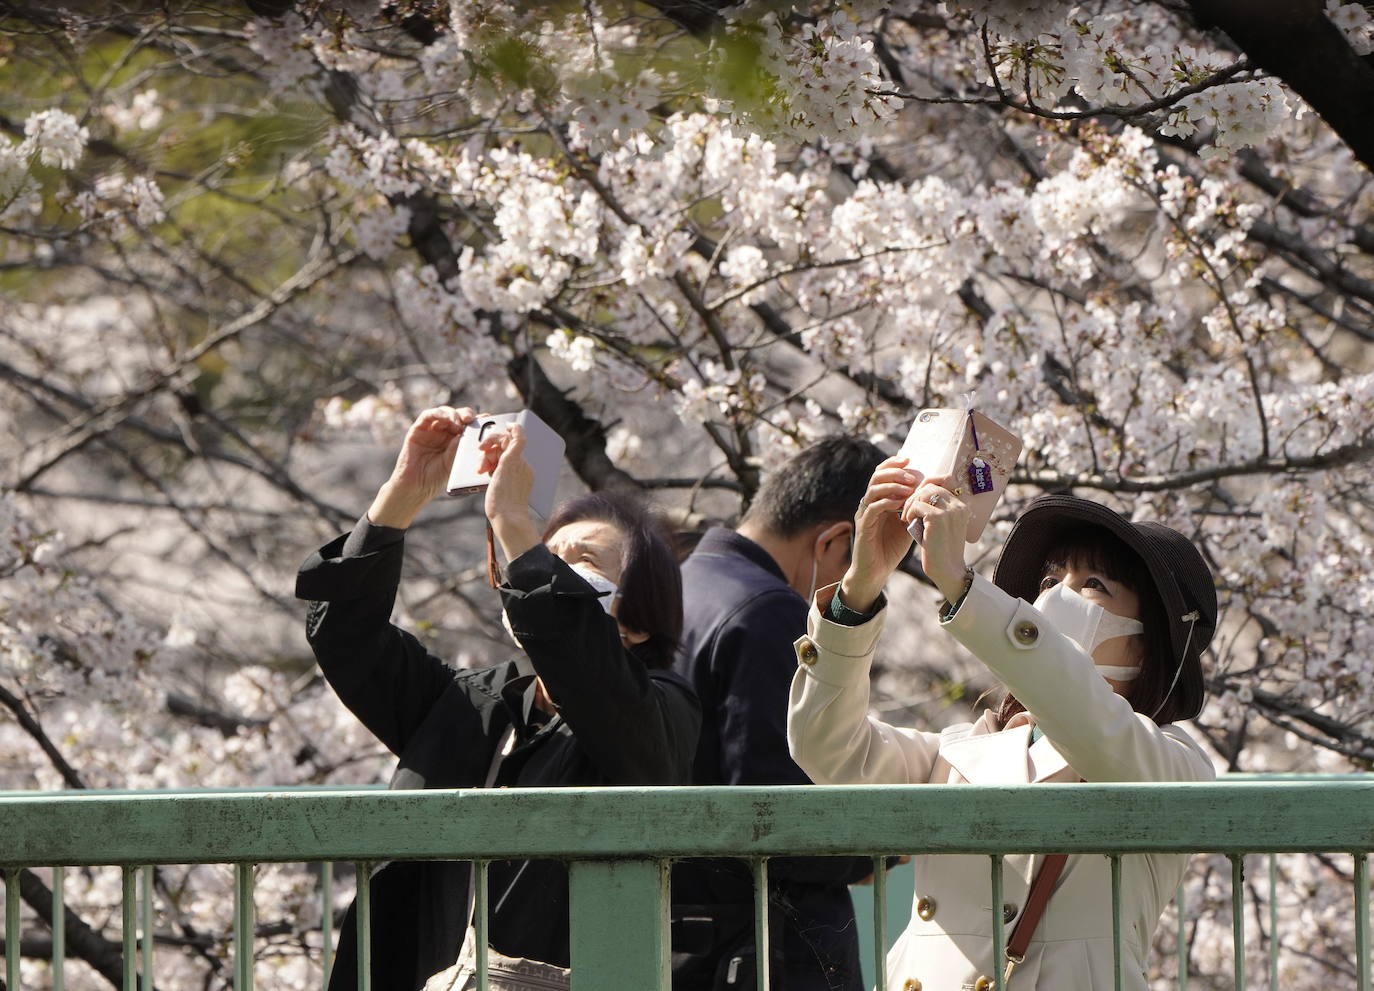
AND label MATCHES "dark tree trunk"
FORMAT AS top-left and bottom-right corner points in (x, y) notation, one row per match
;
(1188, 0), (1374, 174)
